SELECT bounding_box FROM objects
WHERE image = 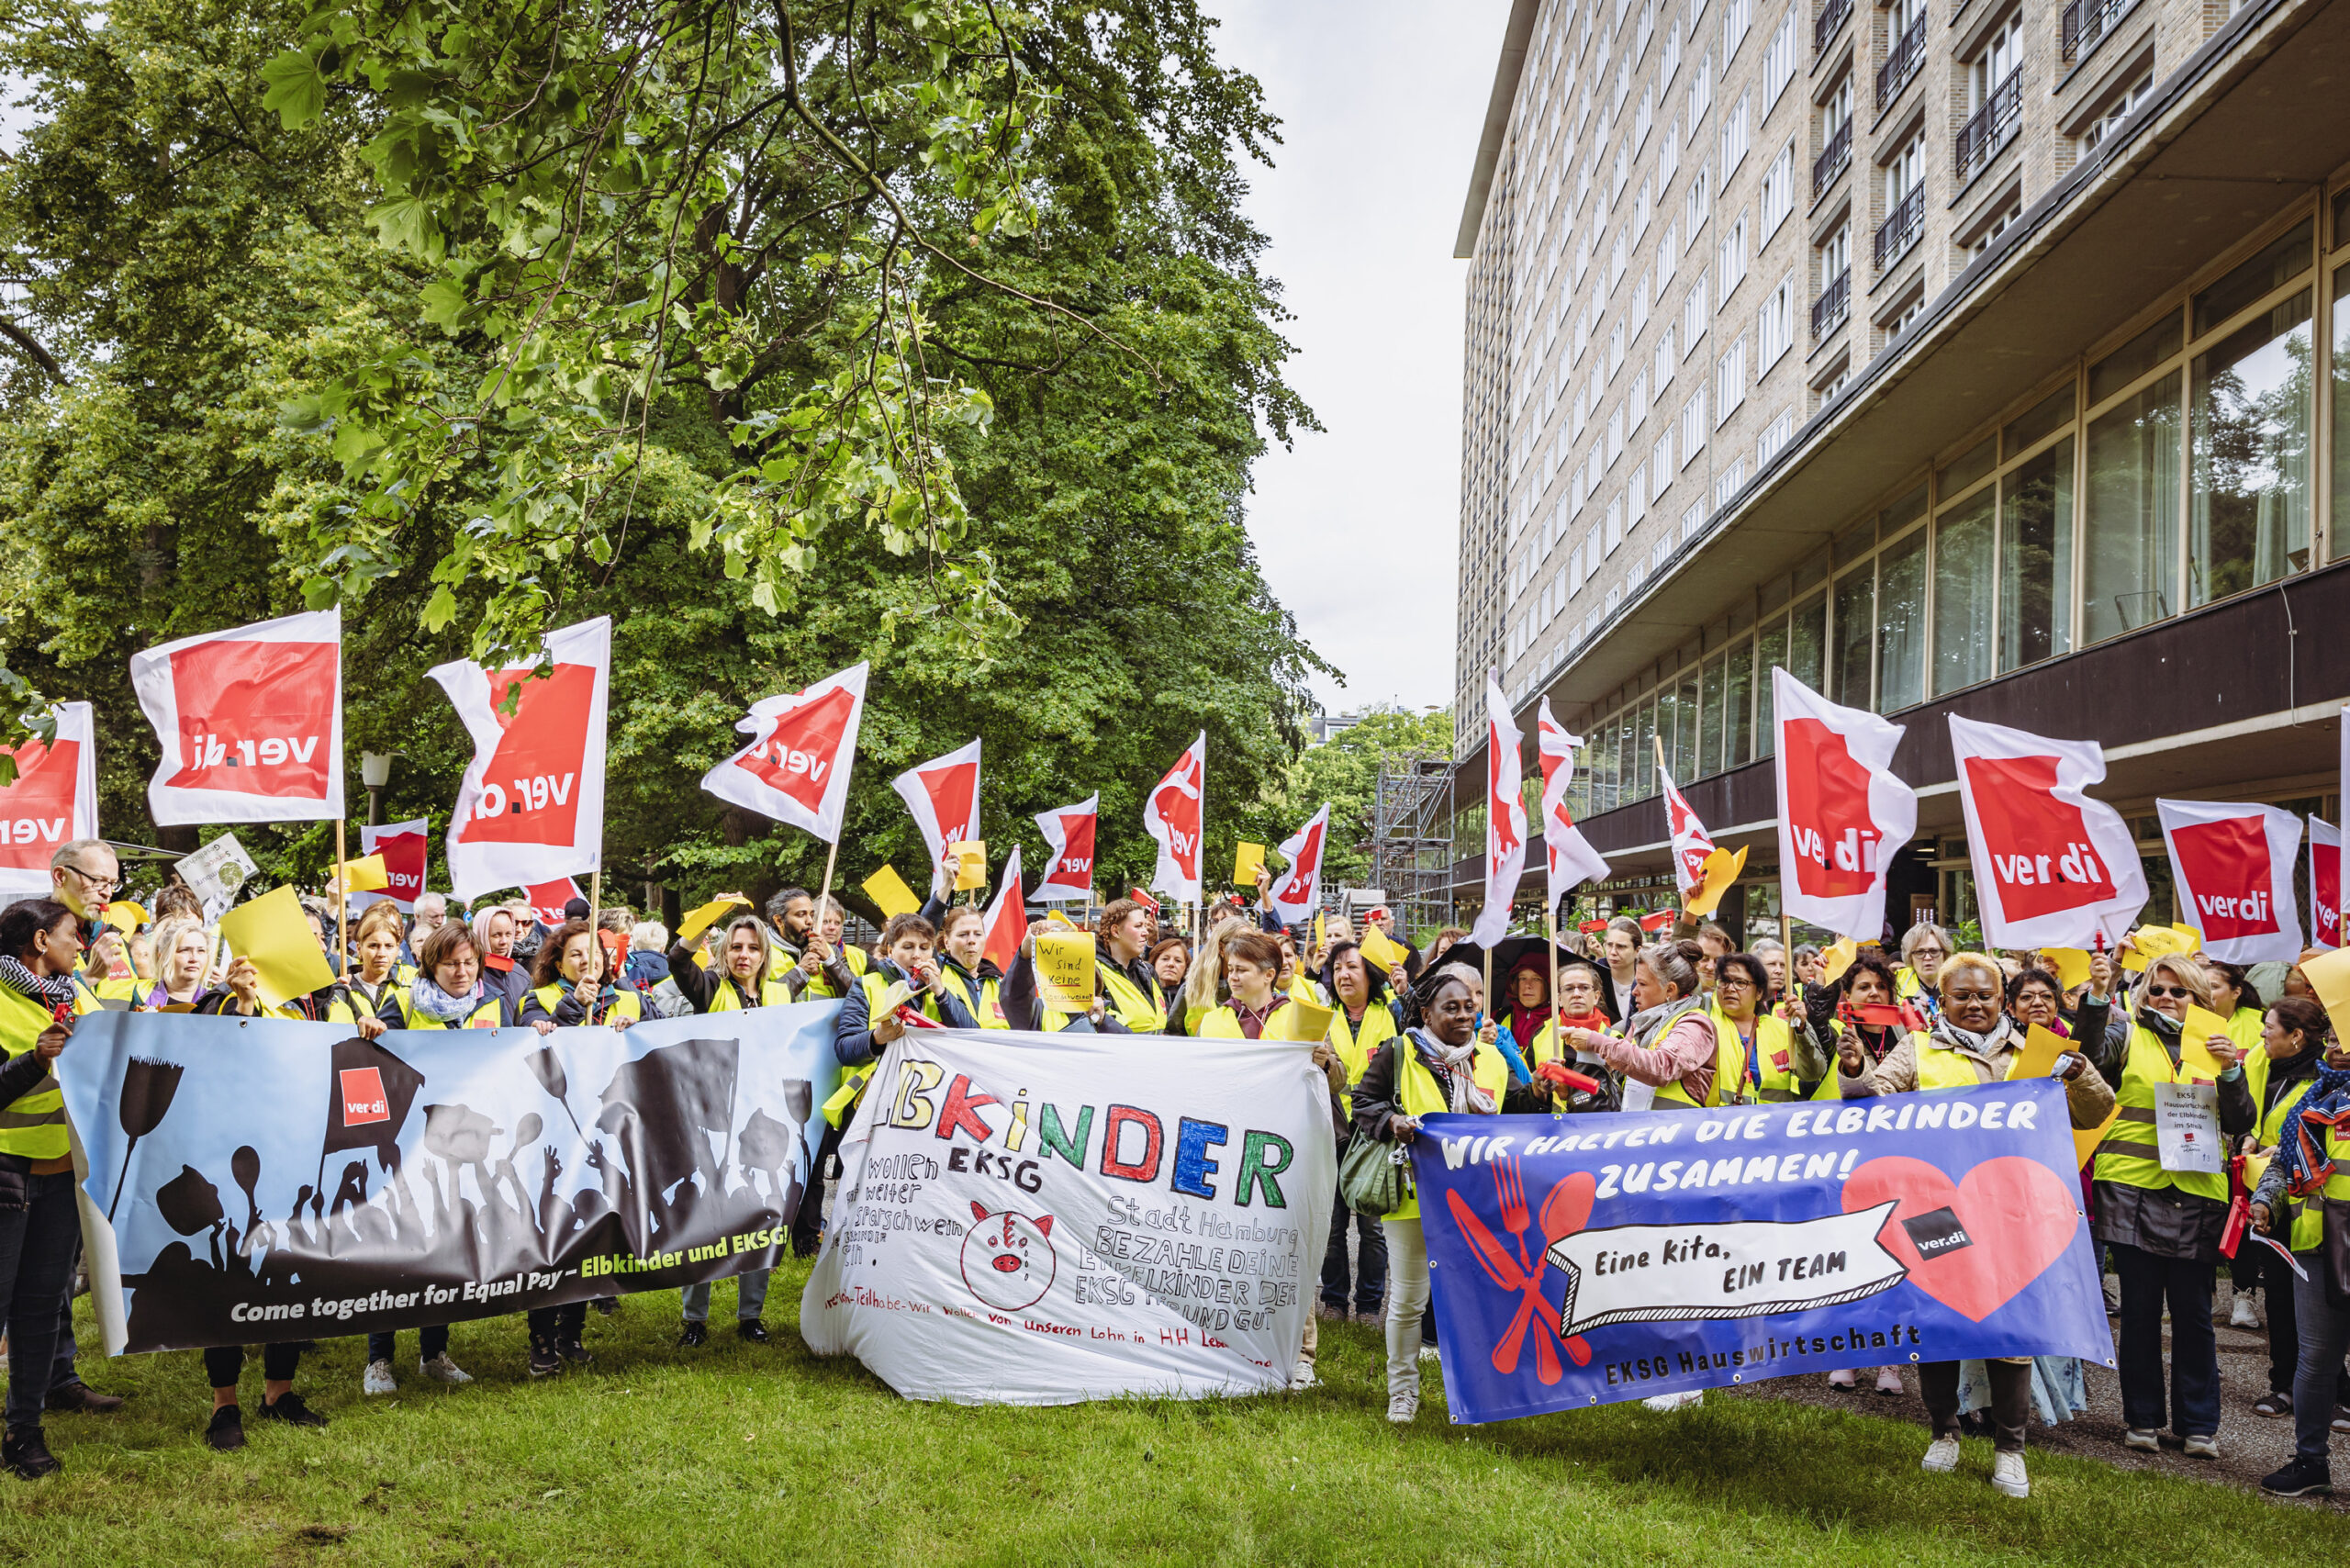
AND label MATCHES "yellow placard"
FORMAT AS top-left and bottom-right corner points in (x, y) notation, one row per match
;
(1043, 909), (1079, 932)
(2013, 1022), (2073, 1082)
(102, 900), (147, 935)
(947, 840), (988, 891)
(2177, 1004), (2230, 1080)
(1281, 997), (1335, 1043)
(2121, 924), (2199, 973)
(1360, 925), (1408, 977)
(1685, 845), (1748, 918)
(2296, 946), (2350, 1050)
(1234, 841), (1266, 889)
(331, 853), (389, 894)
(2041, 947), (2093, 991)
(1312, 910), (1326, 953)
(2073, 1103), (2119, 1170)
(2244, 1149), (2274, 1192)
(1818, 937), (1859, 986)
(1035, 932), (1096, 1012)
(677, 893), (751, 944)
(216, 884), (335, 1009)
(862, 866), (922, 921)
